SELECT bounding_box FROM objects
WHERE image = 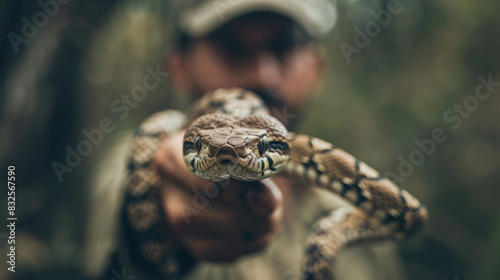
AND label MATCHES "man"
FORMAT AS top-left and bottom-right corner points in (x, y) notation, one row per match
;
(89, 1), (406, 279)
